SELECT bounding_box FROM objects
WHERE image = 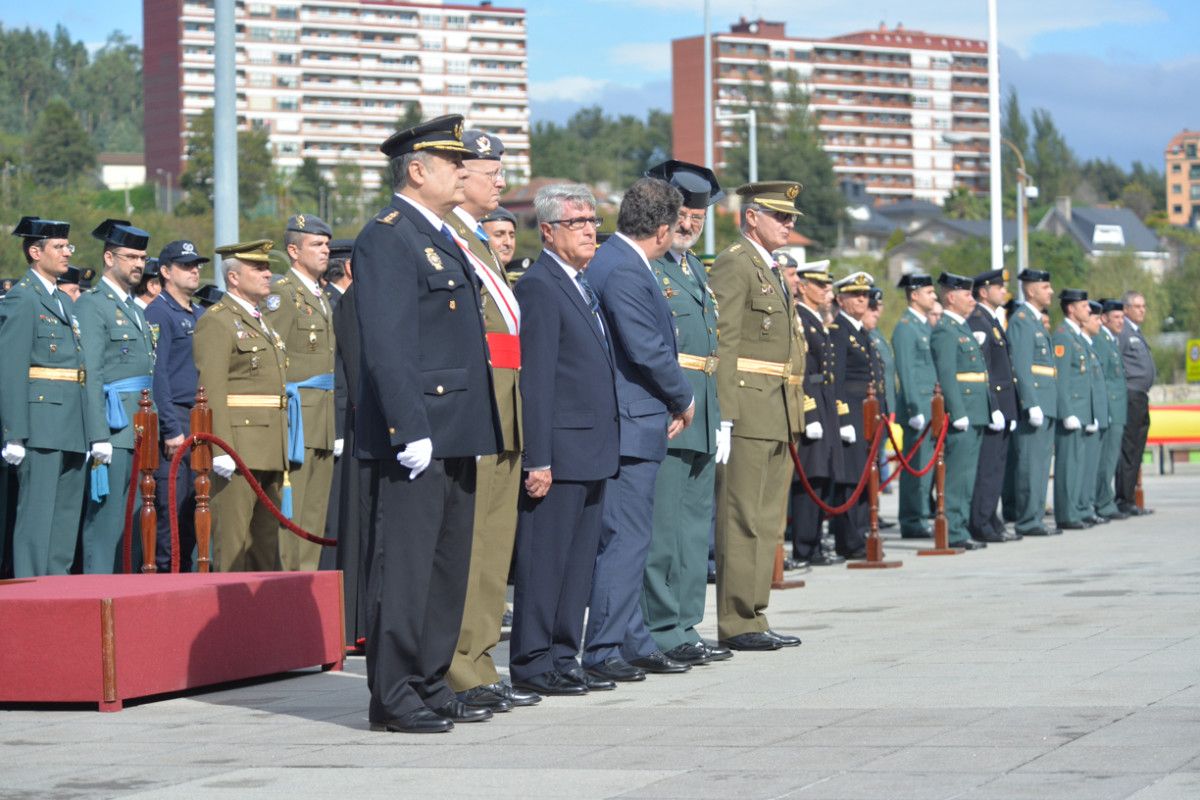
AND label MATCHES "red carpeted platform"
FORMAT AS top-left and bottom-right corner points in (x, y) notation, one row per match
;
(0, 572), (345, 711)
